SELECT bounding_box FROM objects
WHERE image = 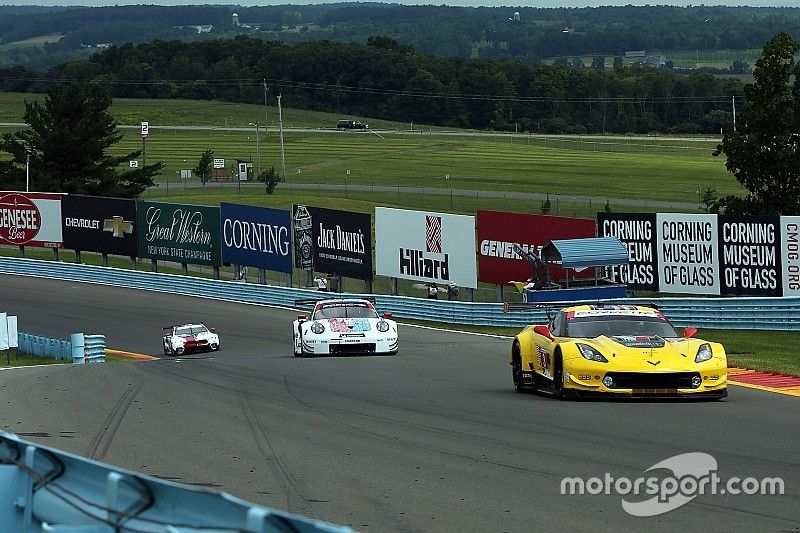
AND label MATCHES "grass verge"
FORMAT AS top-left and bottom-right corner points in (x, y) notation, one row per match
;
(397, 319), (800, 376)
